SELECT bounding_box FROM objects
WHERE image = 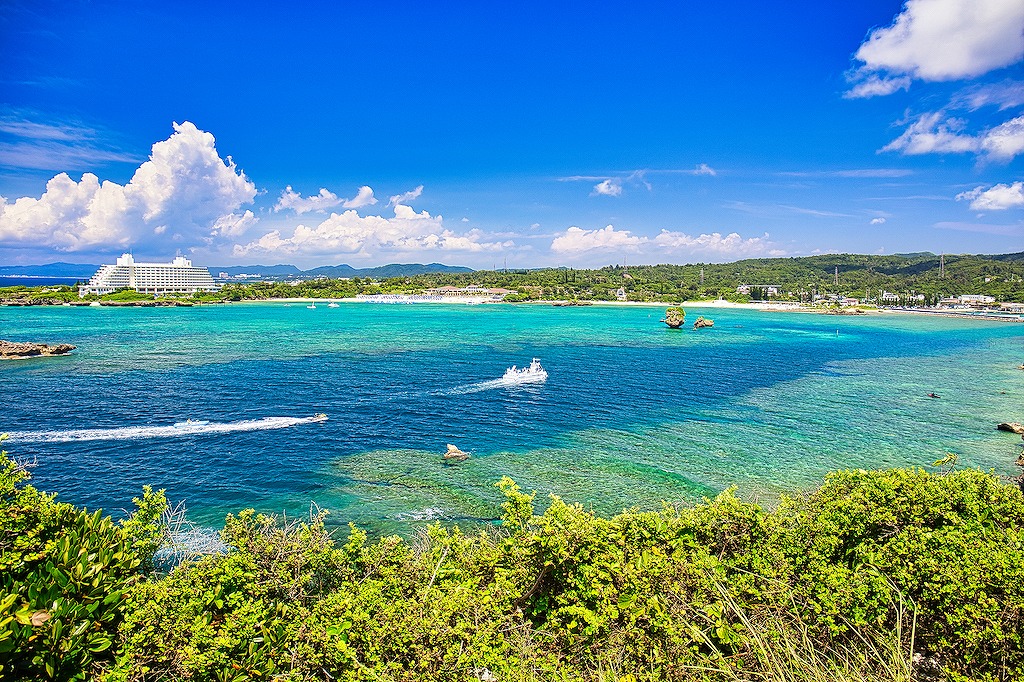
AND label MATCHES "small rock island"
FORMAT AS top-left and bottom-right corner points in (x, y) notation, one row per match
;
(0, 340), (76, 360)
(661, 307), (686, 329)
(693, 316), (714, 329)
